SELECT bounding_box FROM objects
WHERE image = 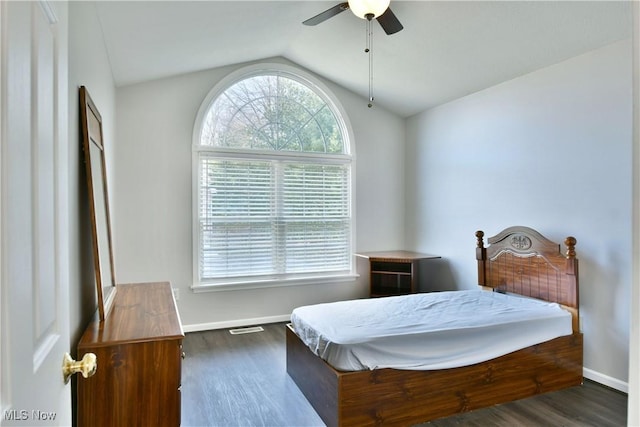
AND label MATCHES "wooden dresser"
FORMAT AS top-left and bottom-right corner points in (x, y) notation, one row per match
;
(77, 282), (184, 427)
